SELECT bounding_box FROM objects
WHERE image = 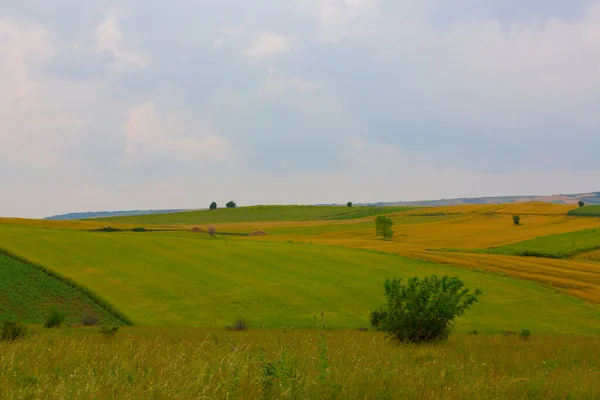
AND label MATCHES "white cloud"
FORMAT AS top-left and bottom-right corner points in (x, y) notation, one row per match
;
(94, 14), (148, 71)
(124, 102), (232, 163)
(242, 33), (291, 58)
(315, 0), (379, 42)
